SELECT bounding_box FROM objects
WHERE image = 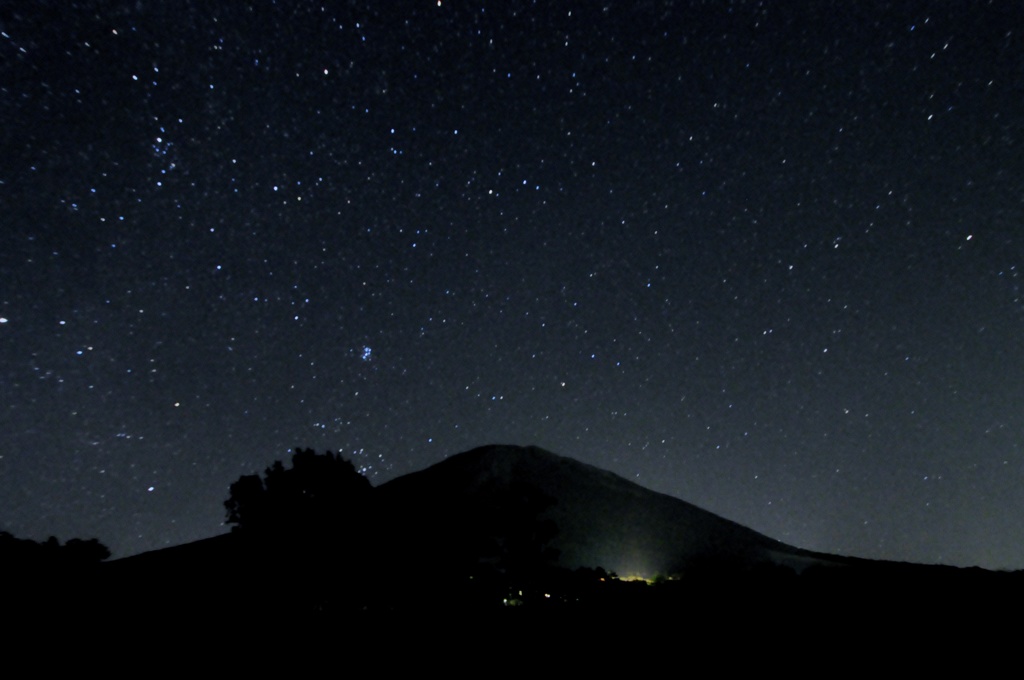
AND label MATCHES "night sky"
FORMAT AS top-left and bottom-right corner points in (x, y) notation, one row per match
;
(2, 1), (1022, 569)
